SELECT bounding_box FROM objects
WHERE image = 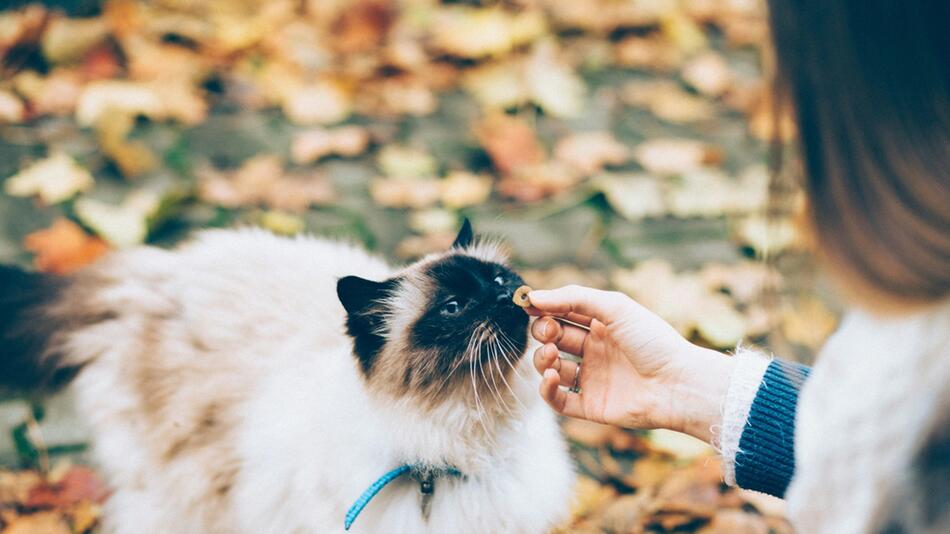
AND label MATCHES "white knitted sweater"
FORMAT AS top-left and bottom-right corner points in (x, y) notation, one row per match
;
(719, 300), (950, 533)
